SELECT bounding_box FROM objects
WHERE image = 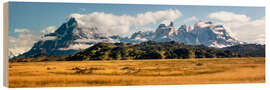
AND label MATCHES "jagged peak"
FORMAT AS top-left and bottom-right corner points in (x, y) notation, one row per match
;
(158, 21), (175, 28)
(169, 21), (174, 27)
(66, 13), (82, 20)
(178, 24), (187, 32)
(205, 21), (213, 24)
(158, 24), (166, 28)
(66, 17), (78, 26)
(194, 21), (223, 29)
